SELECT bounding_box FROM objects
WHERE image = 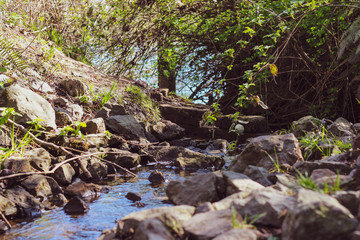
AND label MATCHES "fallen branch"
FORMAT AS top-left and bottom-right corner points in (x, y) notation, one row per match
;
(0, 211), (11, 229)
(6, 119), (92, 179)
